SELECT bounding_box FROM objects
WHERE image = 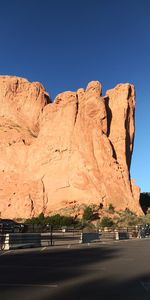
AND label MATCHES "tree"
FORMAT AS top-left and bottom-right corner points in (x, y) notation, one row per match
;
(82, 206), (93, 221)
(140, 193), (150, 213)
